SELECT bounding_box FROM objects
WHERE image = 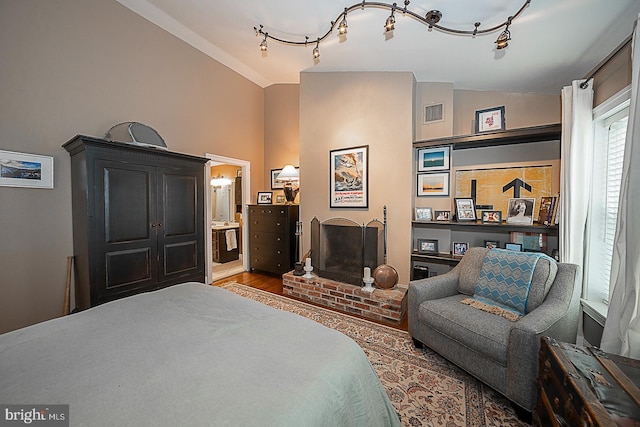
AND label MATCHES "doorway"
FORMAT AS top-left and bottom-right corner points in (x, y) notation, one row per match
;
(204, 153), (251, 283)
